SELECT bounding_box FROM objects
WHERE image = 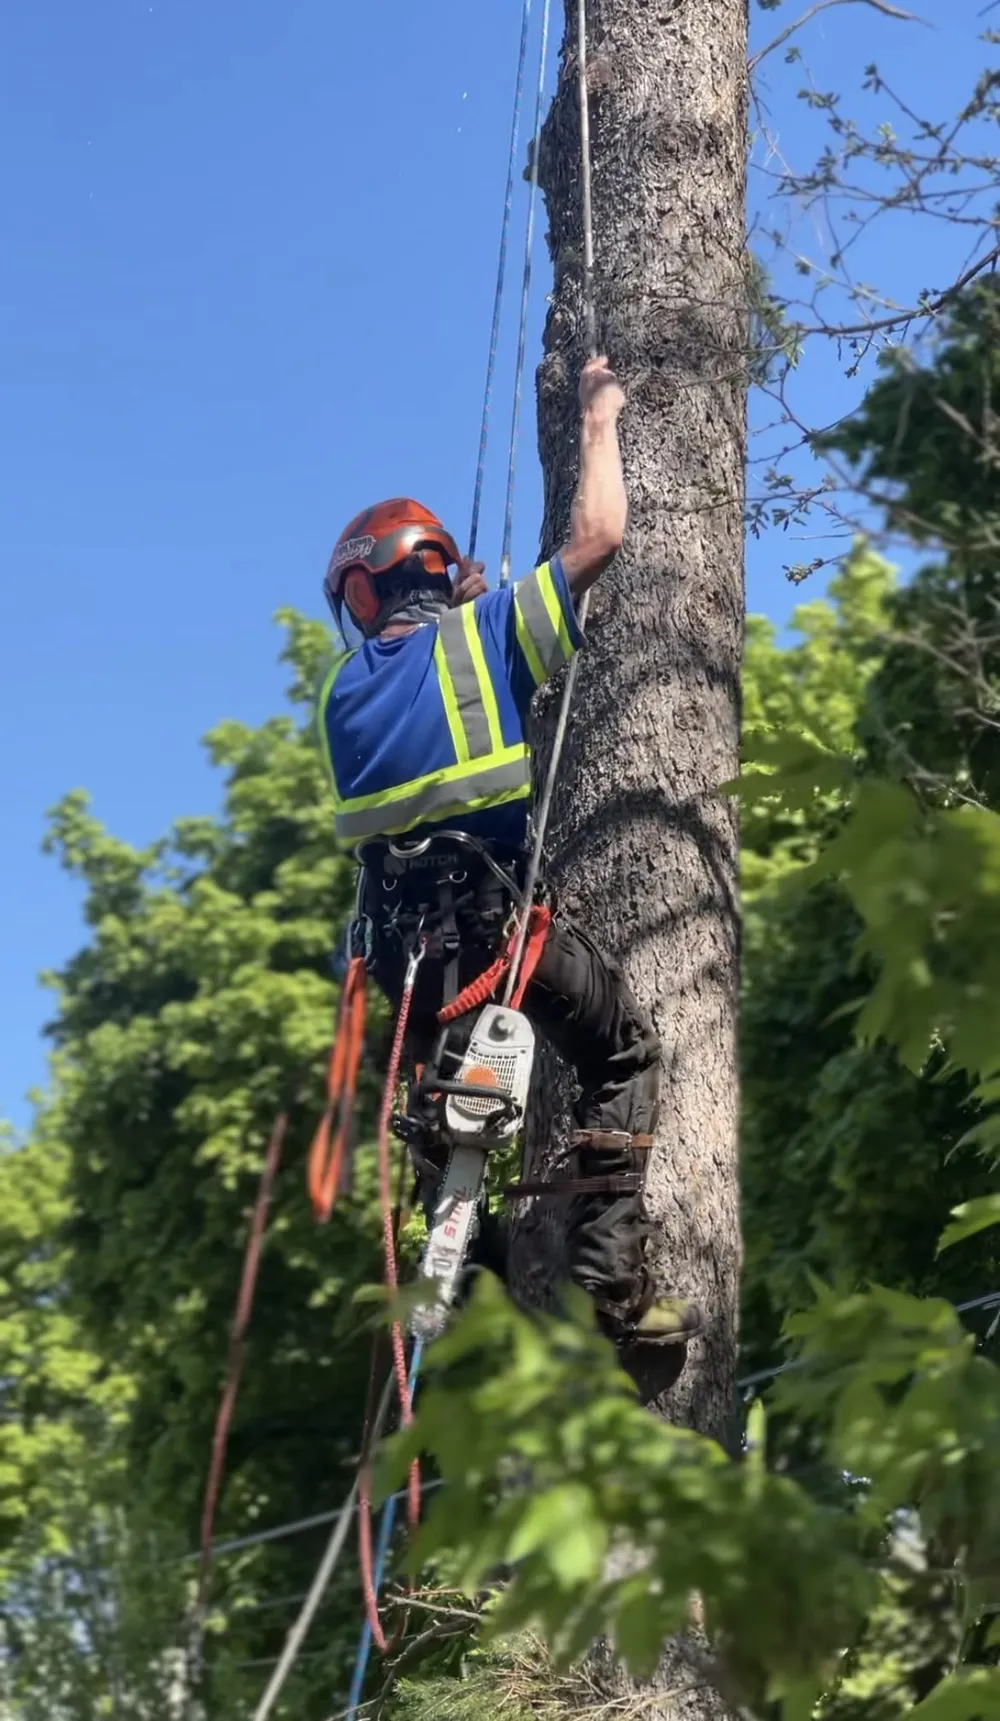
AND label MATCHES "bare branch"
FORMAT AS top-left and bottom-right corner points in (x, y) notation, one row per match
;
(793, 243), (1000, 338)
(751, 0), (928, 73)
